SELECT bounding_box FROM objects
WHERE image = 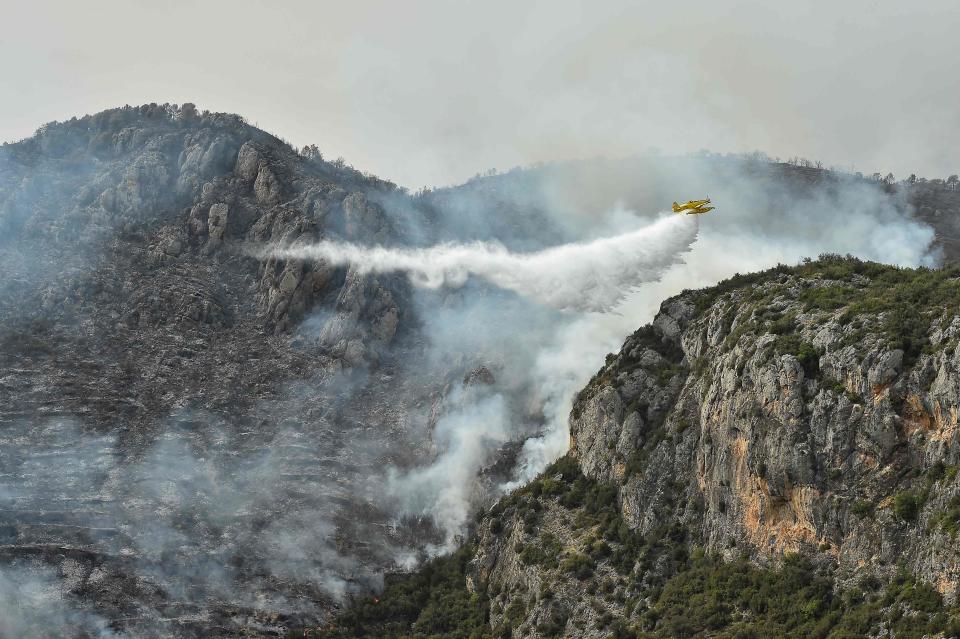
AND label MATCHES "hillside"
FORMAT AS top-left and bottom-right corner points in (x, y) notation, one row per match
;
(0, 103), (621, 636)
(1, 104), (958, 637)
(319, 256), (960, 639)
(0, 104), (469, 637)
